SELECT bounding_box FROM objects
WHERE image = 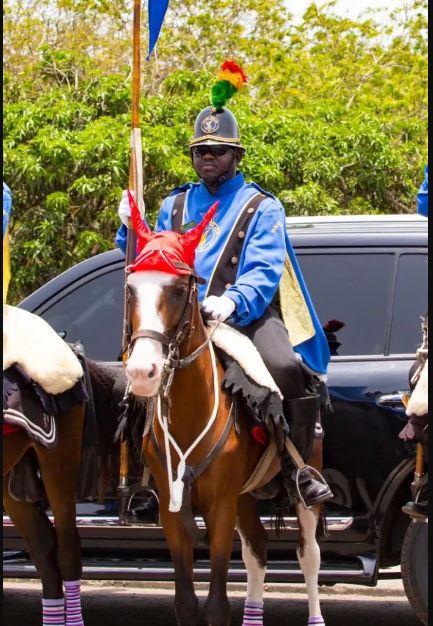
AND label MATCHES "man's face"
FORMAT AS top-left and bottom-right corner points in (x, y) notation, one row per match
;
(192, 145), (242, 185)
